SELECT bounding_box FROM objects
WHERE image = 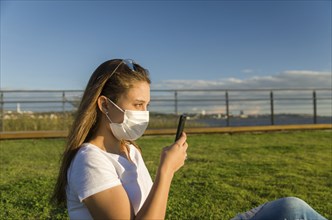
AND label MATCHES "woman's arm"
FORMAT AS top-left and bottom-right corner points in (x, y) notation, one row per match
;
(84, 185), (134, 219)
(84, 132), (188, 219)
(136, 132), (188, 219)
